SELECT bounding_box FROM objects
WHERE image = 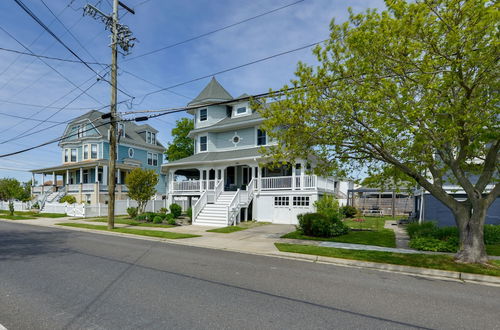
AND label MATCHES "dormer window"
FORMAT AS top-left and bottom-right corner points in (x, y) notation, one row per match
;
(146, 131), (156, 144)
(199, 109), (207, 121)
(236, 107), (247, 115)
